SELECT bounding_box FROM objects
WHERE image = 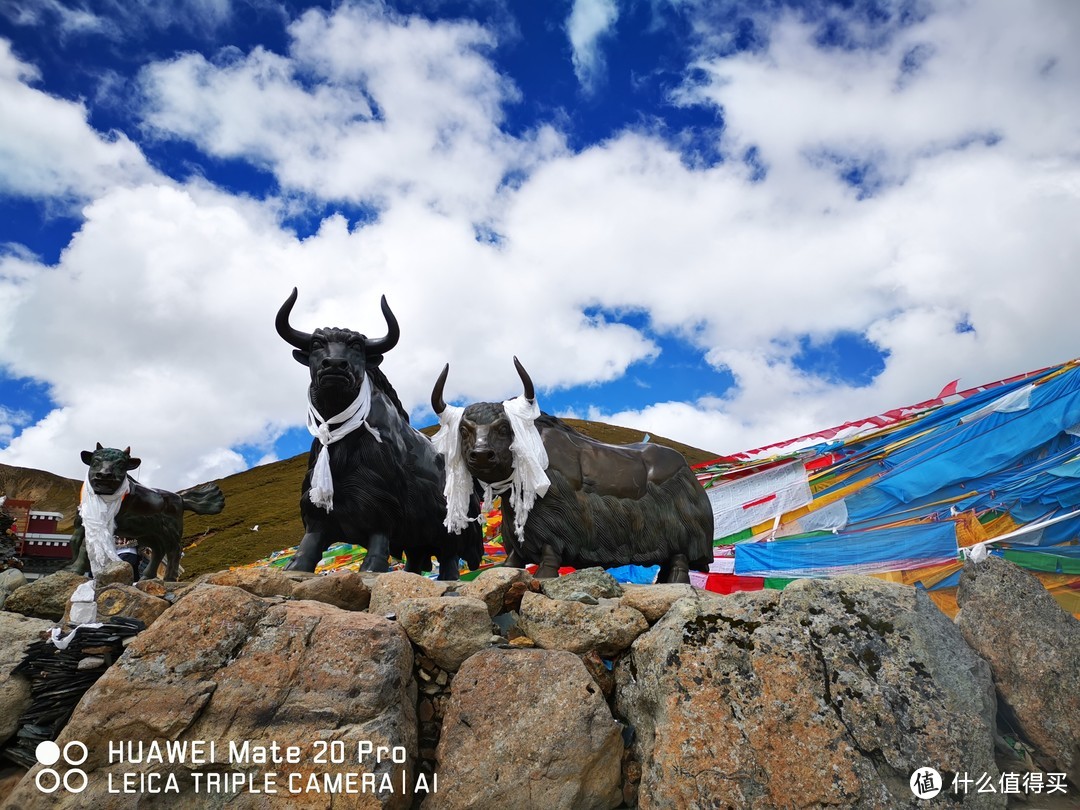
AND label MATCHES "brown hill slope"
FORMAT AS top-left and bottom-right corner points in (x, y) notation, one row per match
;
(1, 421), (720, 579)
